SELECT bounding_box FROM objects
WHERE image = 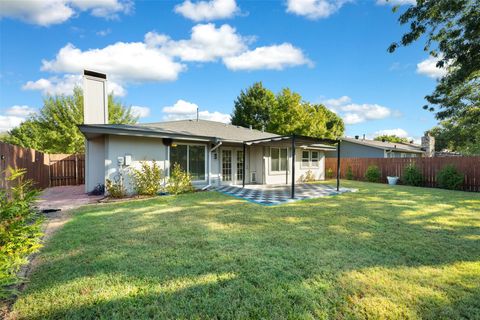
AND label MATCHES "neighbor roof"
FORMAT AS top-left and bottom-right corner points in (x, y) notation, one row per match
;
(79, 119), (279, 143)
(342, 137), (424, 153)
